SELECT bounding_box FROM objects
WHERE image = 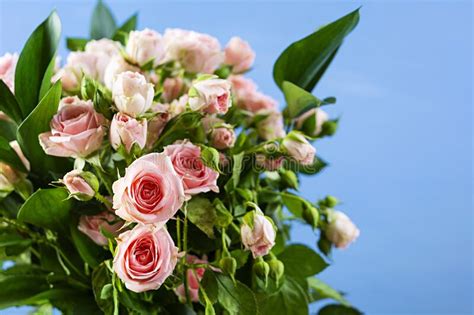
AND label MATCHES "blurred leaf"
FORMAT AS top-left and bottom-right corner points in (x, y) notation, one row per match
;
(278, 244), (328, 279)
(91, 263), (113, 315)
(307, 277), (349, 305)
(0, 136), (27, 172)
(0, 118), (17, 141)
(201, 145), (221, 172)
(113, 13), (138, 43)
(318, 304), (362, 315)
(213, 273), (258, 315)
(187, 196), (218, 238)
(66, 37), (88, 51)
(39, 56), (57, 100)
(0, 81), (22, 124)
(70, 218), (108, 268)
(15, 11), (61, 118)
(257, 276), (308, 315)
(90, 0), (117, 39)
(154, 112), (204, 149)
(282, 81), (321, 118)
